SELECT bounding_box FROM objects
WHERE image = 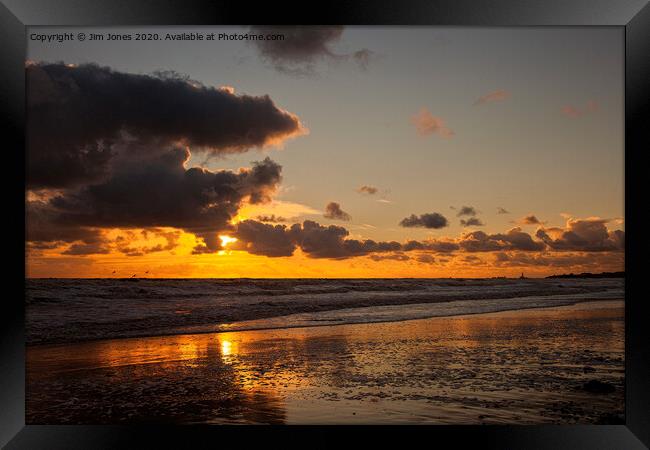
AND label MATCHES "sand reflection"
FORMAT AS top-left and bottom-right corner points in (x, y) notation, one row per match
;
(27, 301), (624, 424)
